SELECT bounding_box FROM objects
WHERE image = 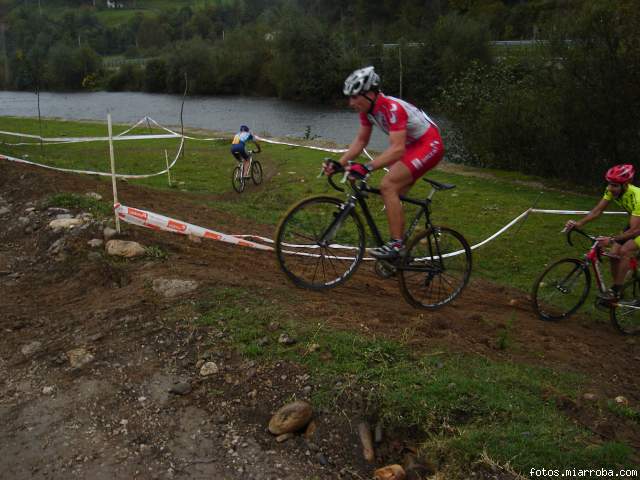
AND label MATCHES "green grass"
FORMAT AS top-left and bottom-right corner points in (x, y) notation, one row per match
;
(194, 286), (635, 475)
(46, 192), (113, 219)
(1, 114), (625, 323)
(5, 115), (637, 474)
